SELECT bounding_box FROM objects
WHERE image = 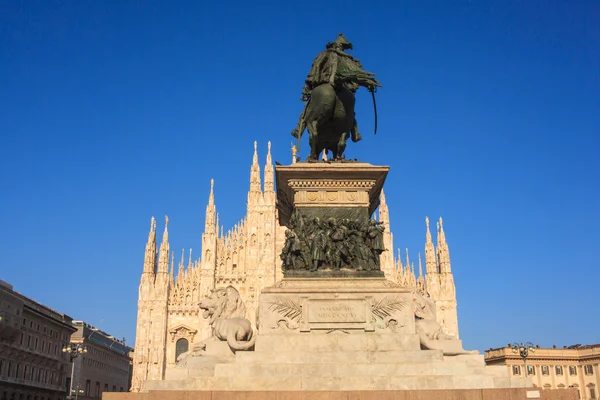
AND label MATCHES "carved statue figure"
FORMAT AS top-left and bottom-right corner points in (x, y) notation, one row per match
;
(292, 33), (381, 161)
(412, 291), (478, 355)
(281, 230), (303, 270)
